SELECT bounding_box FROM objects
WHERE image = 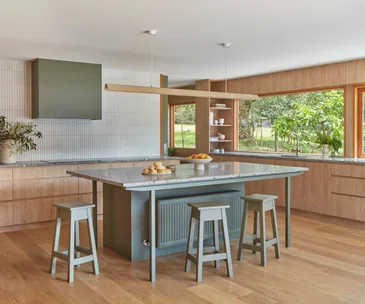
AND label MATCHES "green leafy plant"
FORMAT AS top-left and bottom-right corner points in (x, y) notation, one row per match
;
(315, 129), (342, 156)
(0, 116), (42, 155)
(168, 147), (175, 156)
